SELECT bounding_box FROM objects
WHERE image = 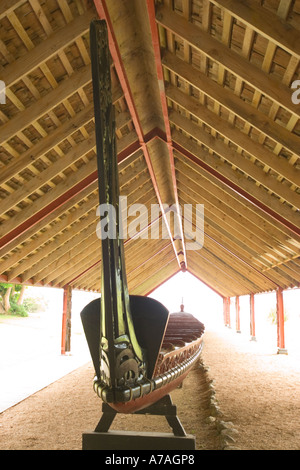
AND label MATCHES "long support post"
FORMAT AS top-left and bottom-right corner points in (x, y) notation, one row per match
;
(235, 296), (241, 333)
(223, 297), (230, 327)
(249, 293), (256, 341)
(276, 287), (287, 354)
(61, 285), (72, 355)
